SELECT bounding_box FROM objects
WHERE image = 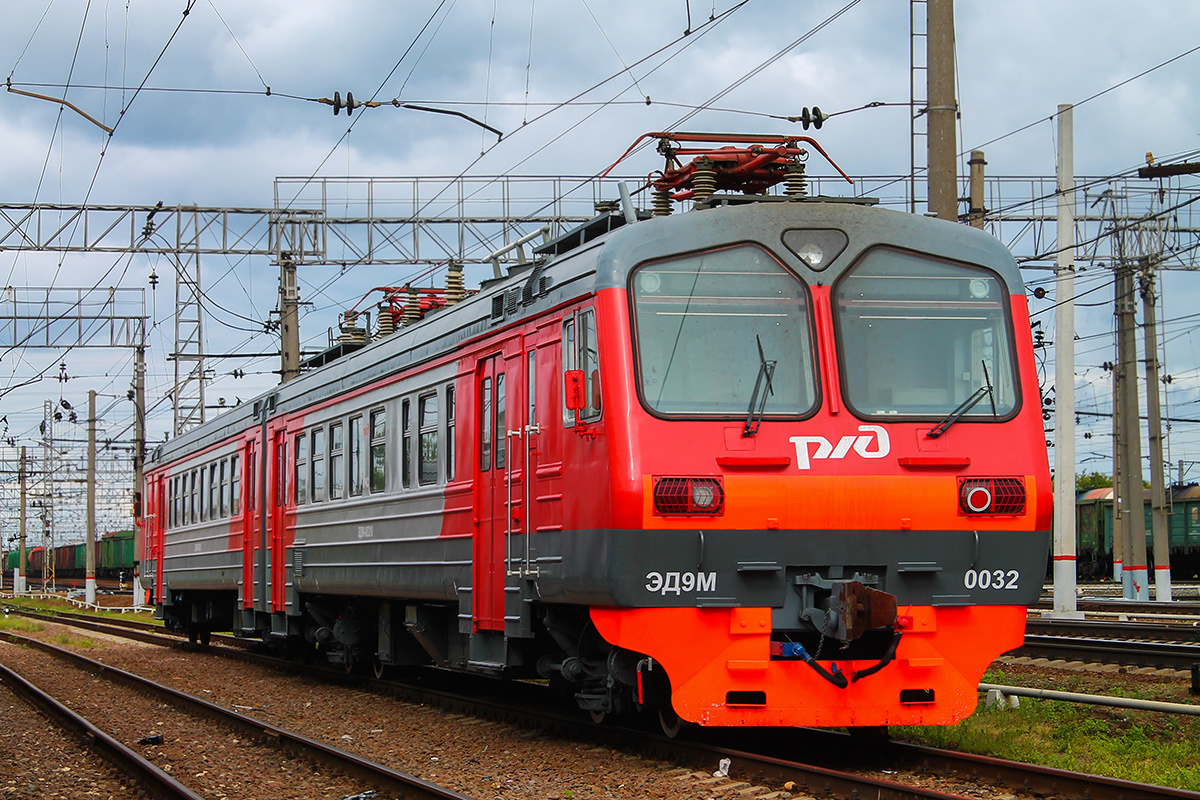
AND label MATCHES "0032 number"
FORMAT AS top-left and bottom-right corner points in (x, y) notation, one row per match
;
(964, 568), (1019, 590)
